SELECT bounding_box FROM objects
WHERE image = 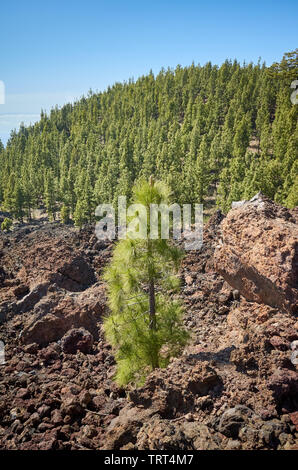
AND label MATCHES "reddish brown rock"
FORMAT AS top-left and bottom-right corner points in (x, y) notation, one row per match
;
(269, 336), (290, 351)
(15, 388), (30, 400)
(289, 411), (298, 431)
(103, 405), (157, 450)
(79, 390), (92, 407)
(60, 394), (84, 419)
(14, 230), (96, 292)
(39, 343), (61, 362)
(37, 428), (59, 450)
(268, 369), (298, 411)
(214, 194), (298, 314)
(51, 410), (64, 425)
